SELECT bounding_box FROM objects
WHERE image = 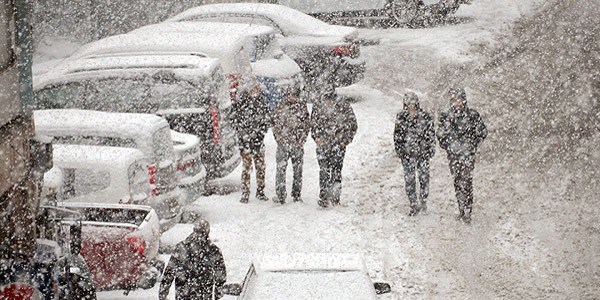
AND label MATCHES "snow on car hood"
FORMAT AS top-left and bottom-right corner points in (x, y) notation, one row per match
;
(250, 55), (301, 79)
